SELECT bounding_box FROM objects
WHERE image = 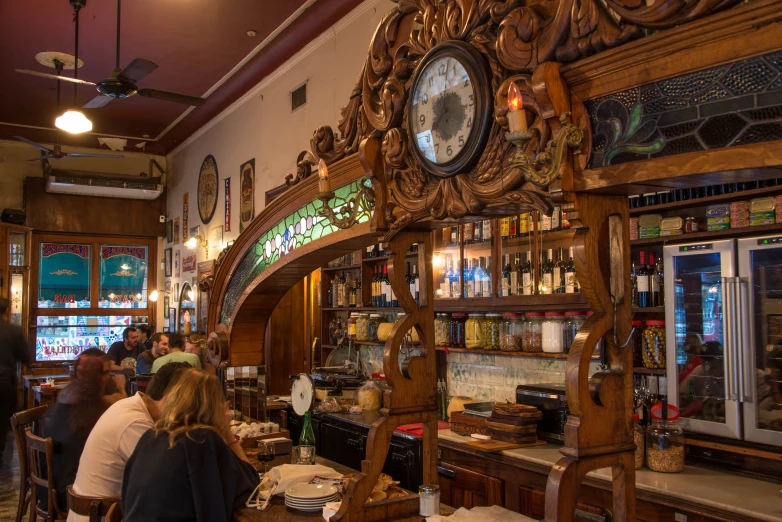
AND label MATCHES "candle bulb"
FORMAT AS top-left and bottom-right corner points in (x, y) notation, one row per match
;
(507, 81), (528, 134)
(318, 158), (330, 194)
